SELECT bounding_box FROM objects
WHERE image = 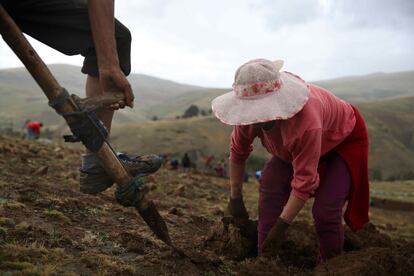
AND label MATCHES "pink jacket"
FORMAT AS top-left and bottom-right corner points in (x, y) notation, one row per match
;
(230, 83), (356, 200)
